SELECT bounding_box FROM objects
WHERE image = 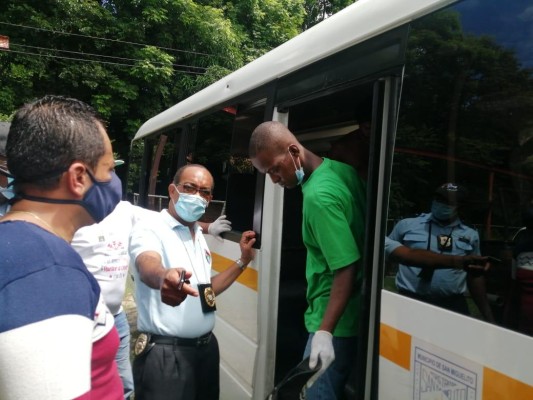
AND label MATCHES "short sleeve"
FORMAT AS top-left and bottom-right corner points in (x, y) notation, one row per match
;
(384, 236), (403, 258)
(129, 219), (164, 263)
